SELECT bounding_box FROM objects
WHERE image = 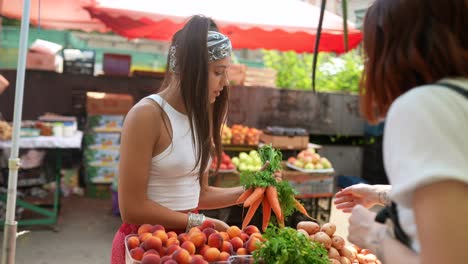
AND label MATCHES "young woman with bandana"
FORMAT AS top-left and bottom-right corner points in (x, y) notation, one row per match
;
(110, 16), (252, 263)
